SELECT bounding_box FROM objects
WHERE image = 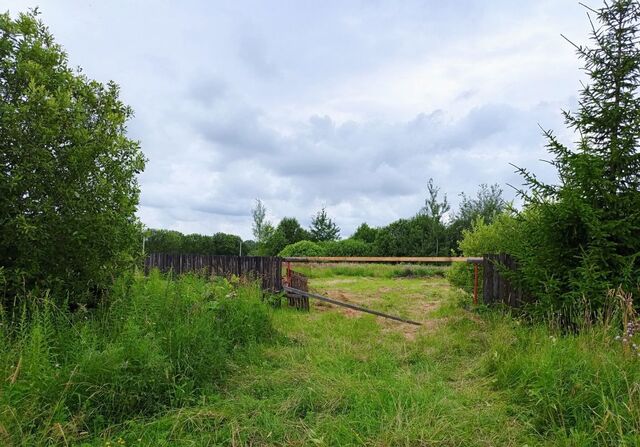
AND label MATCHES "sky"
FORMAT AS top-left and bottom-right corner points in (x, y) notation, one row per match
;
(9, 0), (594, 239)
